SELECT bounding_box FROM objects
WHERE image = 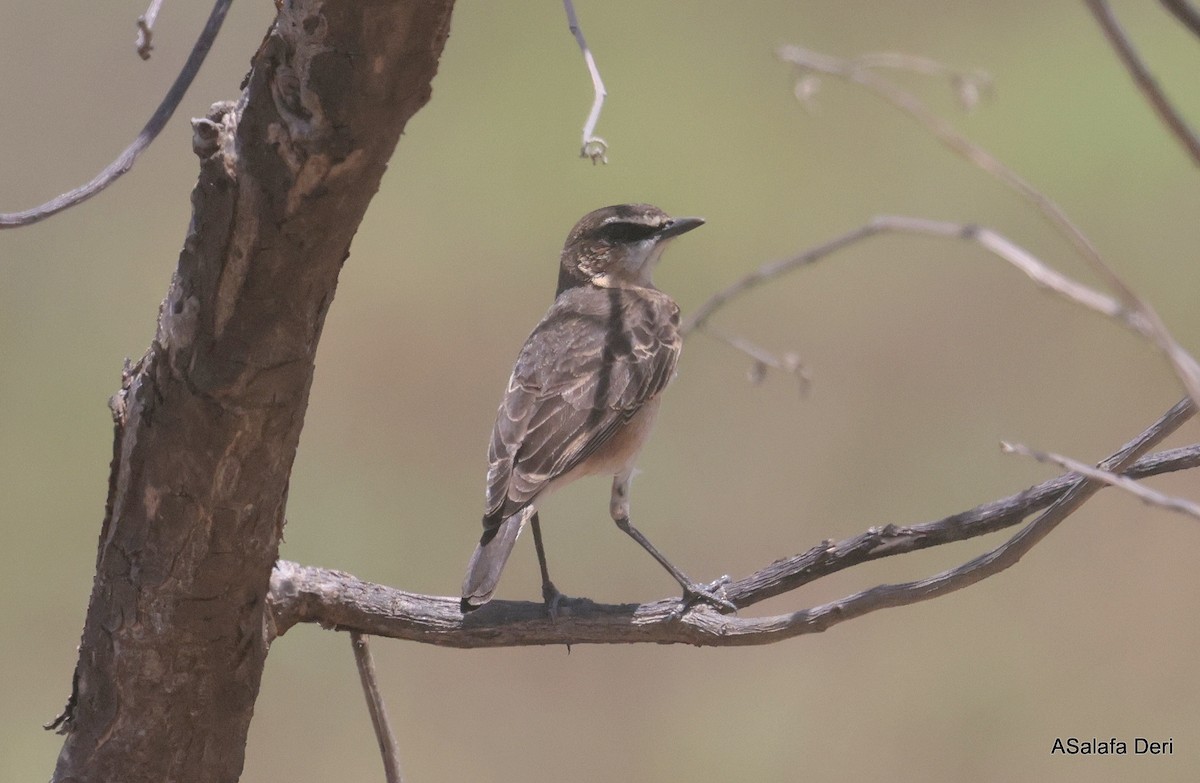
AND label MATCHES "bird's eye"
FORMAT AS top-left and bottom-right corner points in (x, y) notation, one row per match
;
(600, 222), (659, 243)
